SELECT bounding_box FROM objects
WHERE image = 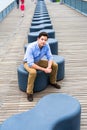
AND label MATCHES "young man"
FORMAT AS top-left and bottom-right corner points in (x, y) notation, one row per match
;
(23, 32), (61, 102)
